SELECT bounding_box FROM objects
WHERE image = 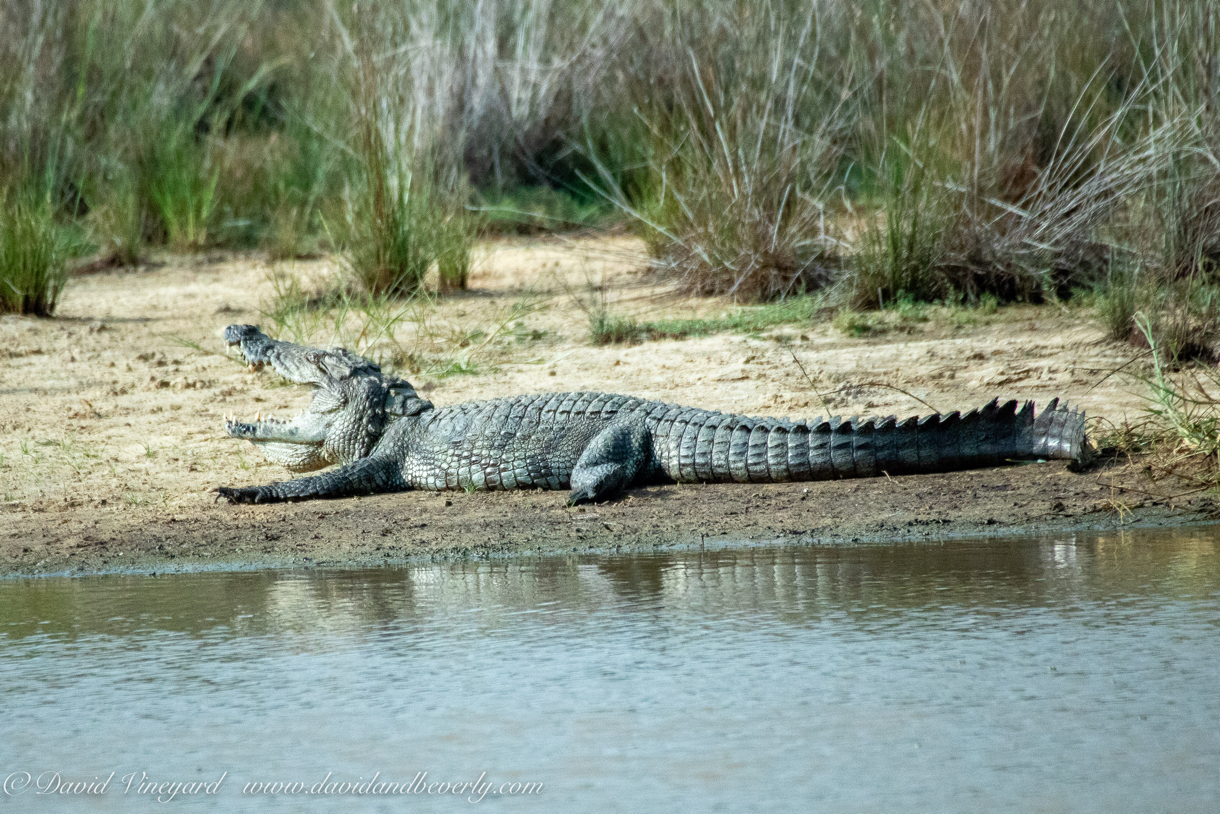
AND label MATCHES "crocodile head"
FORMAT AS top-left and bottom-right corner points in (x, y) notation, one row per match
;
(222, 325), (432, 472)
